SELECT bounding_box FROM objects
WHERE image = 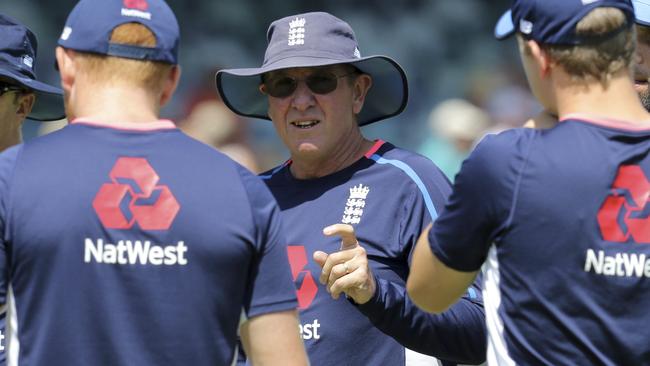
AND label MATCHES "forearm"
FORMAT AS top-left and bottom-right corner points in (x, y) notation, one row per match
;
(355, 277), (486, 365)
